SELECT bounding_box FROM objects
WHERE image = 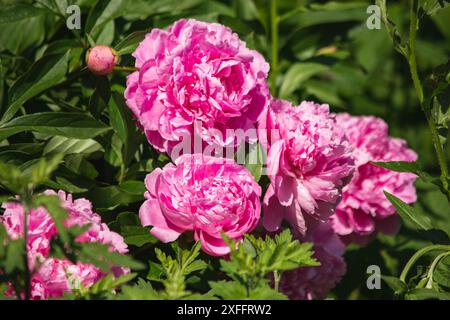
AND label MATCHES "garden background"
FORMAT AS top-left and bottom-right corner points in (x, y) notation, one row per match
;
(0, 0), (449, 299)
